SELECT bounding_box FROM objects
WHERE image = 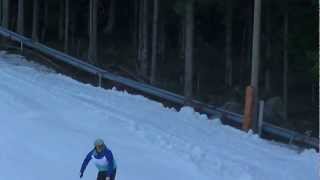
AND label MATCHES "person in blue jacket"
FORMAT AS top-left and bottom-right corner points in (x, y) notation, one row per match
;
(80, 139), (117, 180)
